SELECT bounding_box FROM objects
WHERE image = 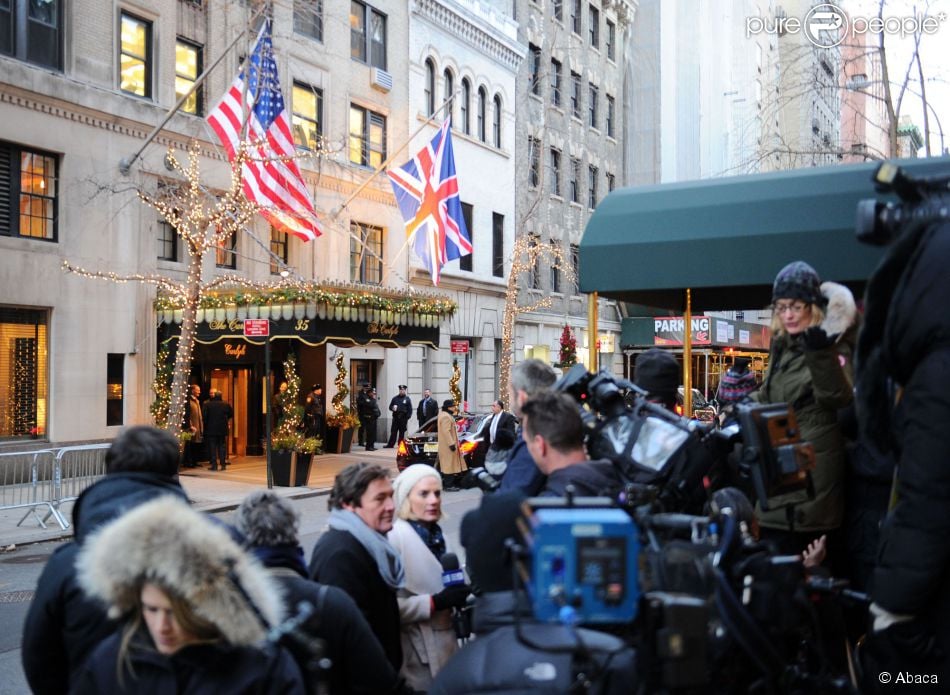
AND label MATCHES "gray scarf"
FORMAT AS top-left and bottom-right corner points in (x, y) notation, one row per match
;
(328, 509), (405, 589)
